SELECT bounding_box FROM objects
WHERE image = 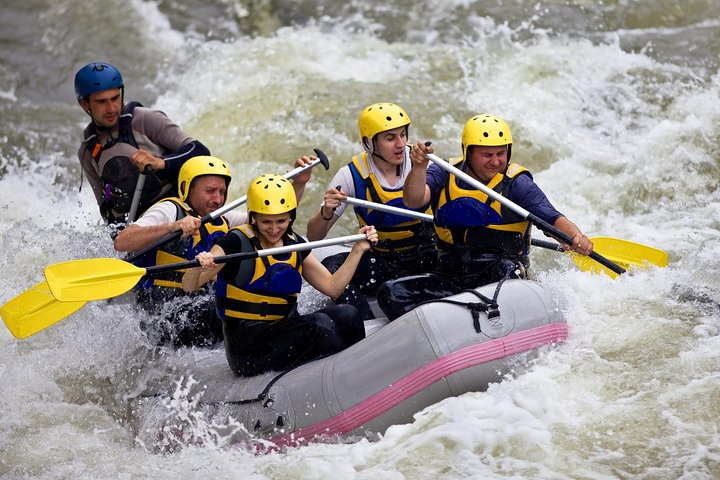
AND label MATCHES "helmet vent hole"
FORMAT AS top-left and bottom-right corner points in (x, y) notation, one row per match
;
(483, 132), (489, 137)
(386, 116), (392, 121)
(264, 200), (270, 206)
